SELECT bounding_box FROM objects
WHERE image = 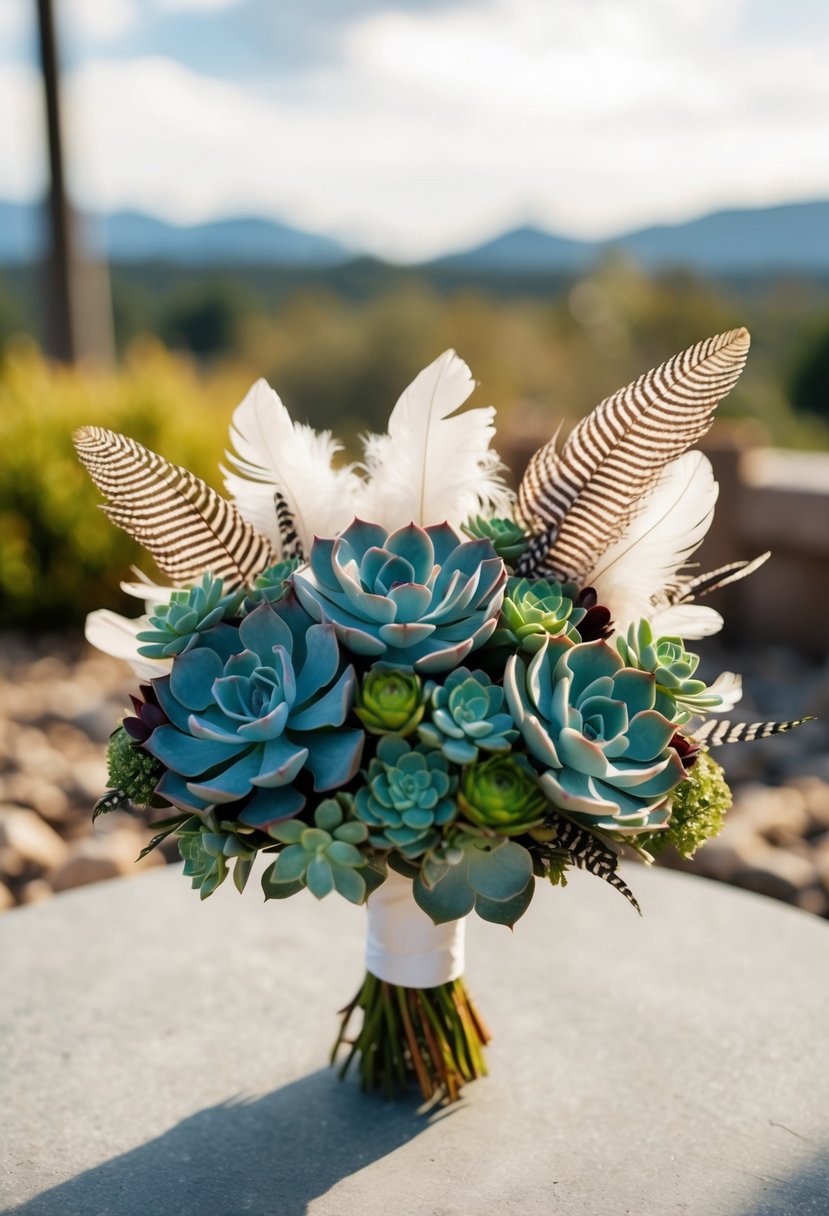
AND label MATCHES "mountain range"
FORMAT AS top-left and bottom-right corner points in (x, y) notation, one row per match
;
(1, 199), (827, 274)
